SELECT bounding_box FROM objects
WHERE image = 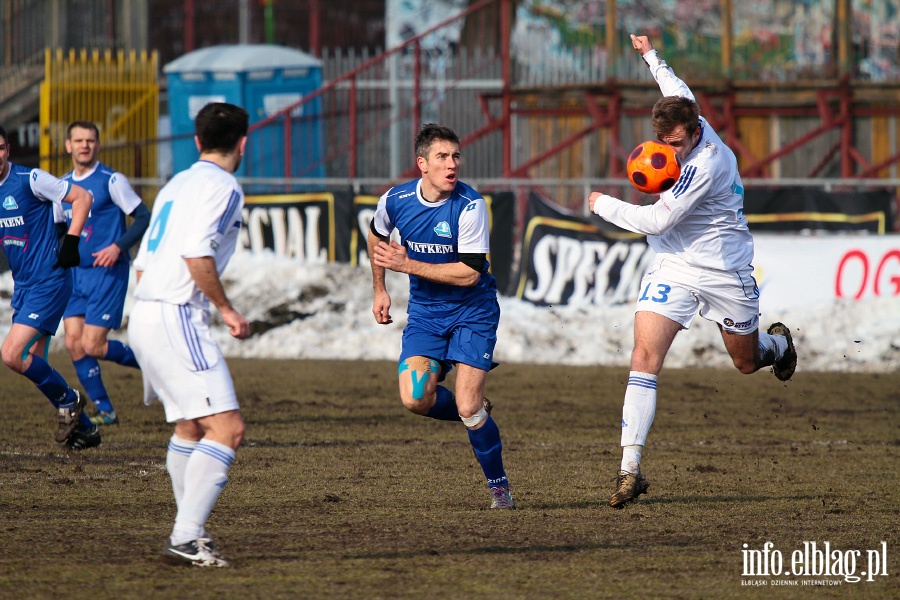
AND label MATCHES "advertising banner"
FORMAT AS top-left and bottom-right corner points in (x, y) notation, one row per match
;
(753, 234), (900, 313)
(514, 192), (654, 306)
(745, 187), (894, 234)
(241, 191), (353, 263)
